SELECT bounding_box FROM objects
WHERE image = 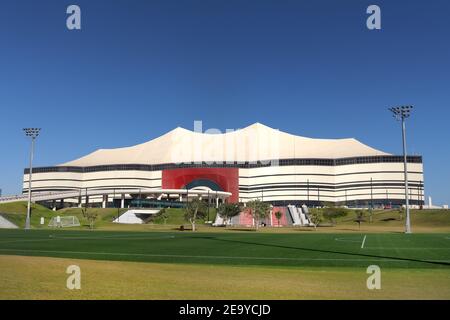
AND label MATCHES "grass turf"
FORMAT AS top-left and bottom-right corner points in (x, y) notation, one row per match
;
(0, 229), (449, 269)
(2, 202), (449, 299)
(1, 228), (449, 299)
(1, 255), (449, 299)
